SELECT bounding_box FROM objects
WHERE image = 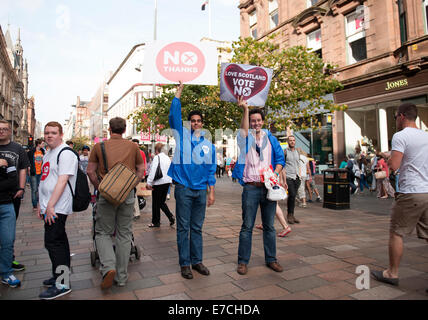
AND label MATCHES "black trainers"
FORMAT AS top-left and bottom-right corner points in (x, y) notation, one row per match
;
(11, 261), (25, 272)
(39, 285), (71, 300)
(43, 277), (56, 287)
